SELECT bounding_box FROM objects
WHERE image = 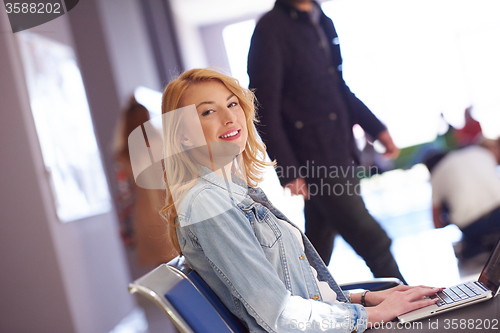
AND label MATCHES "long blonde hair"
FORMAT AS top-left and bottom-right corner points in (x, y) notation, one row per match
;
(160, 68), (274, 254)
